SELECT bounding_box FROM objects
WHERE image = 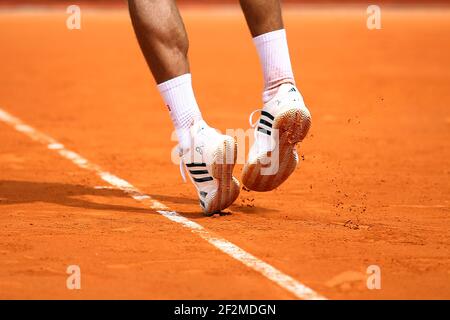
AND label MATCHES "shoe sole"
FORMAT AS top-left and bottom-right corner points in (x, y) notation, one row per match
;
(203, 136), (240, 215)
(242, 107), (311, 192)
